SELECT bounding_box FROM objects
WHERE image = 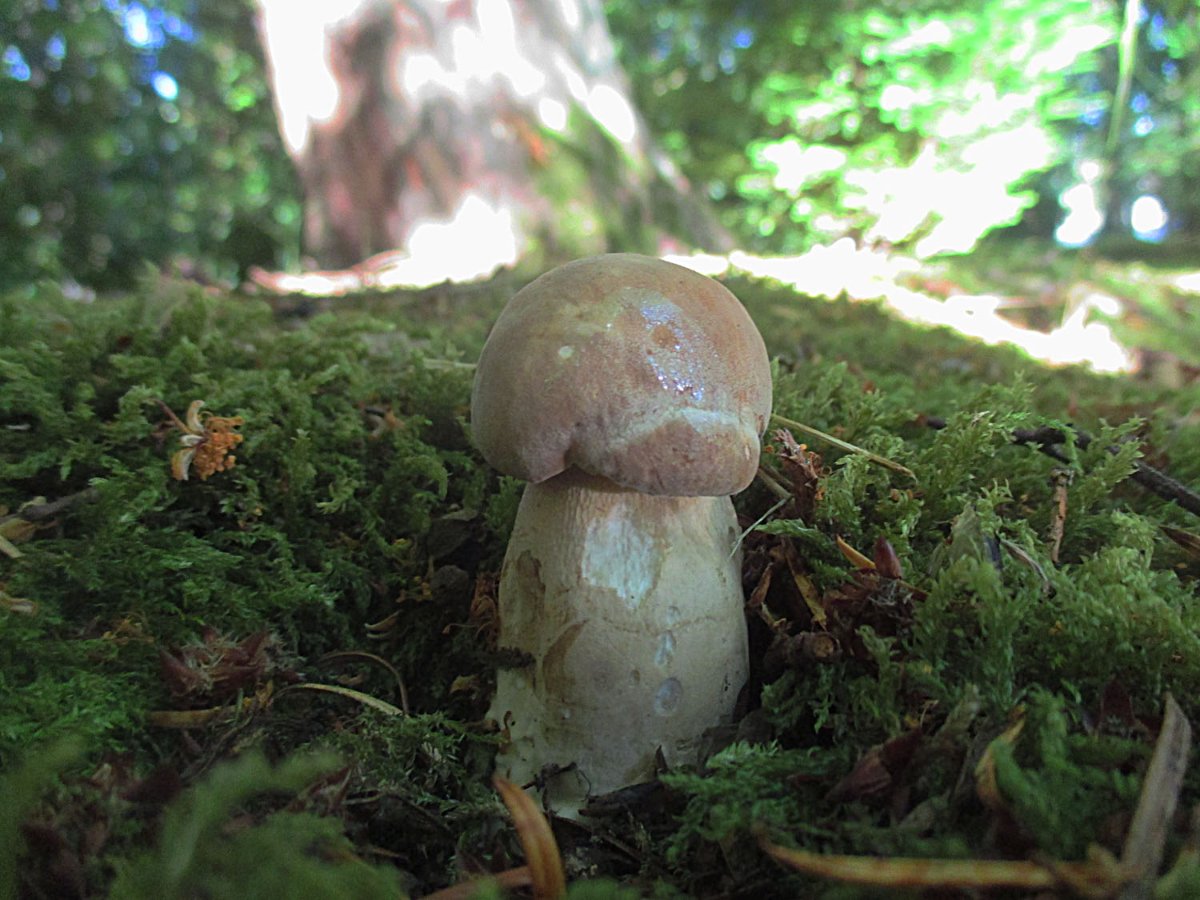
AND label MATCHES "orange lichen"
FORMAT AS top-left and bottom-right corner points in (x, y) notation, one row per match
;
(160, 400), (245, 481)
(185, 414), (244, 480)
